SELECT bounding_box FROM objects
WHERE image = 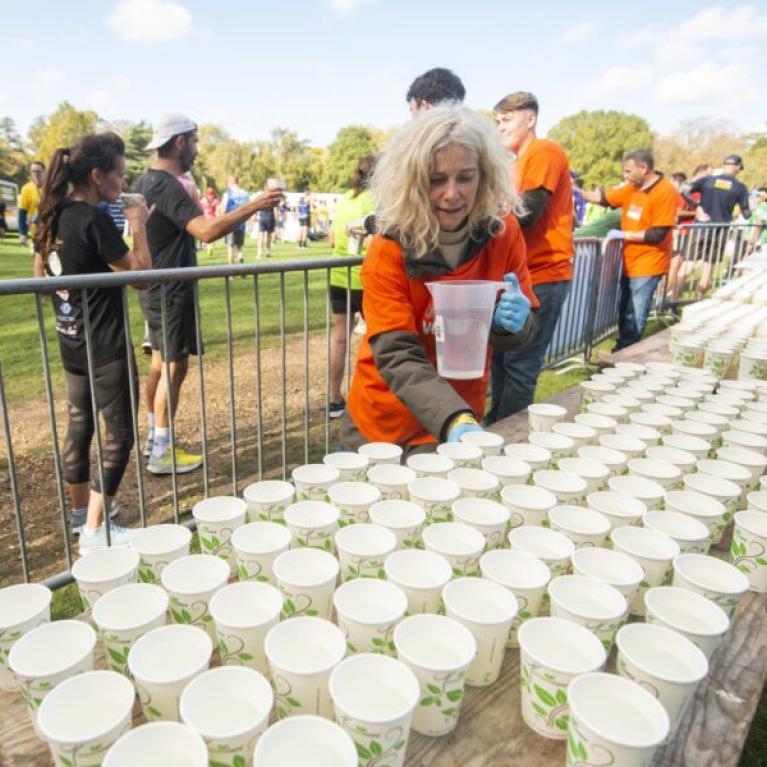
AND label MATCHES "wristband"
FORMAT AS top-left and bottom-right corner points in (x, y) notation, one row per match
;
(449, 413), (479, 430)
